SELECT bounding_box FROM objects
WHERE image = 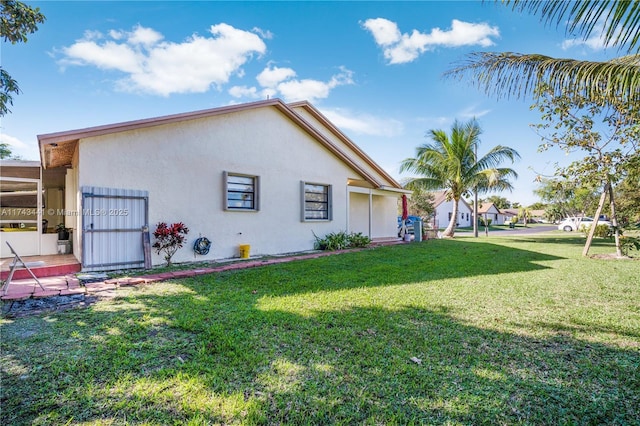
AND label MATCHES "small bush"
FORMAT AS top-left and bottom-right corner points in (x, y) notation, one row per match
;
(479, 217), (492, 227)
(580, 223), (612, 238)
(346, 232), (372, 248)
(153, 222), (189, 266)
(620, 235), (640, 257)
(313, 231), (371, 251)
